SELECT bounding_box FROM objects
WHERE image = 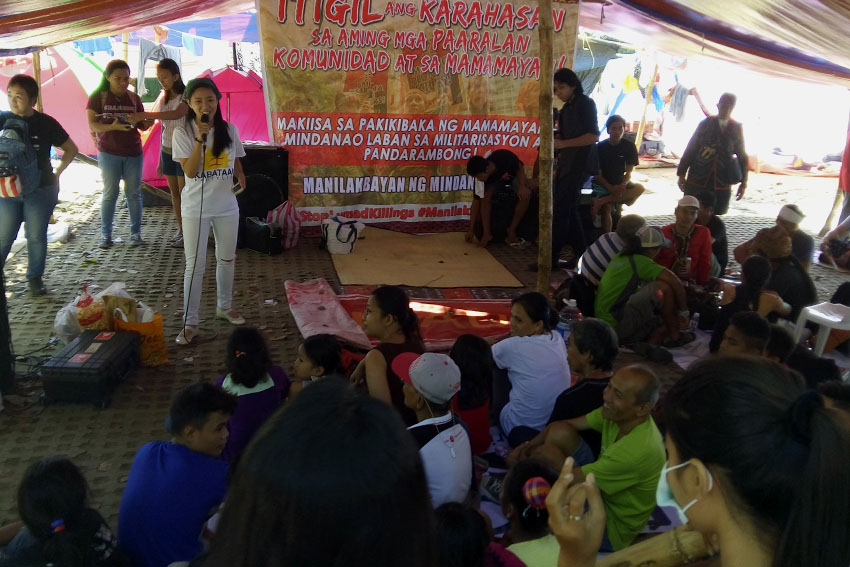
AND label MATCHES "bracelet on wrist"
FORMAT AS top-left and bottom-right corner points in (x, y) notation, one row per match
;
(195, 137), (203, 144)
